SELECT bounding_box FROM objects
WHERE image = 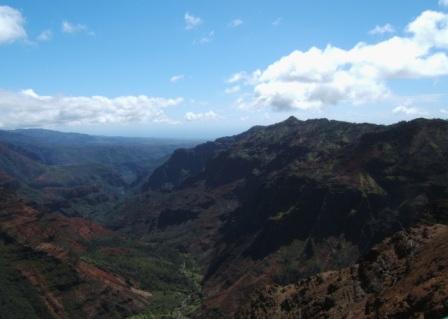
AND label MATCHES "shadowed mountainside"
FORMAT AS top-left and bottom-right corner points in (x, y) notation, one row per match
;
(112, 116), (448, 318)
(1, 118), (447, 318)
